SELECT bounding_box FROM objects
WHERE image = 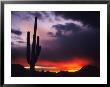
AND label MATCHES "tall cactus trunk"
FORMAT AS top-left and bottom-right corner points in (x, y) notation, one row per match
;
(26, 17), (41, 72)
